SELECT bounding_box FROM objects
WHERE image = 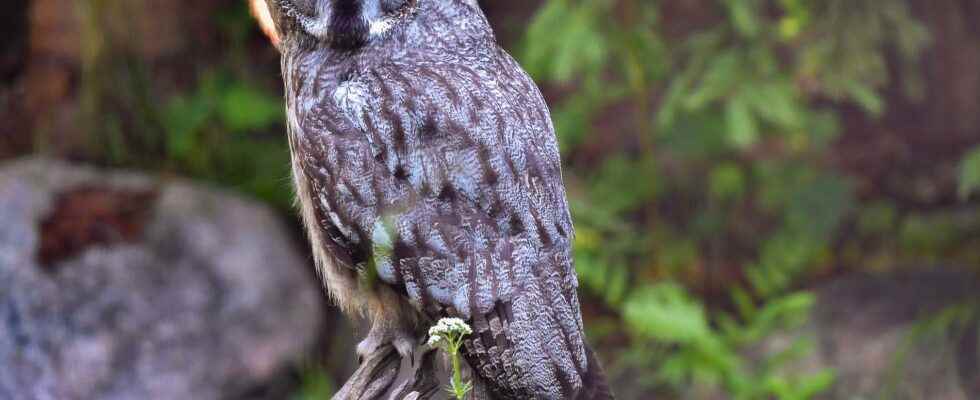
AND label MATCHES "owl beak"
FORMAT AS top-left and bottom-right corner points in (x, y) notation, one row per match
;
(250, 0), (281, 48)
